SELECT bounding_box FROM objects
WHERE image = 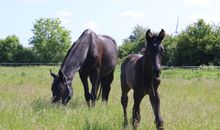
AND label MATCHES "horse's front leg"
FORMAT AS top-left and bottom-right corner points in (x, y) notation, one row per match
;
(79, 72), (91, 106)
(89, 69), (100, 106)
(149, 88), (164, 130)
